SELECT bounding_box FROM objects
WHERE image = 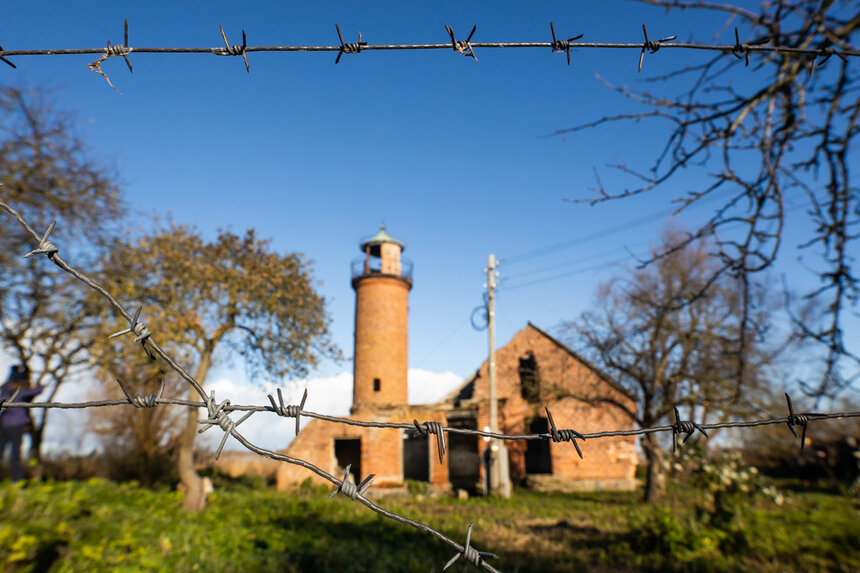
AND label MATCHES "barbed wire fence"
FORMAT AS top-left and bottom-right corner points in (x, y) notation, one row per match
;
(1, 201), (859, 571)
(1, 16), (859, 571)
(1, 20), (859, 91)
